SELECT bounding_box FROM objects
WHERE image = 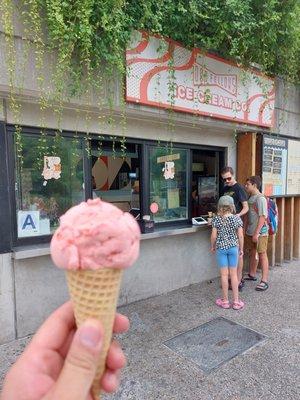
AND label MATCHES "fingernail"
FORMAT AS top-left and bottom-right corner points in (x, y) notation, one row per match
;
(79, 324), (102, 349)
